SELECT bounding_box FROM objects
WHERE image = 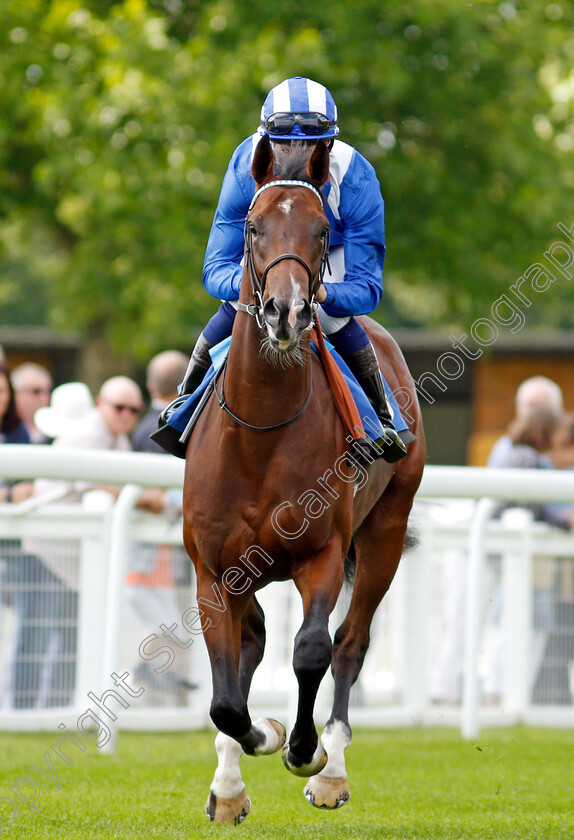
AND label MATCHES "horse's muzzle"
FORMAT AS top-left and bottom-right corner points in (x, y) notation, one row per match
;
(262, 296), (312, 348)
